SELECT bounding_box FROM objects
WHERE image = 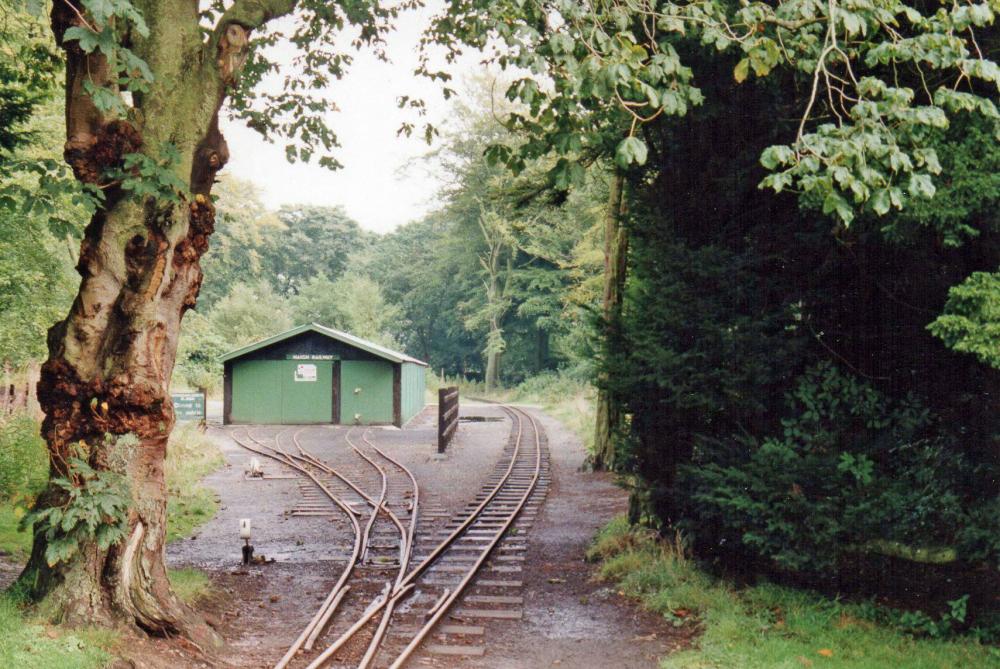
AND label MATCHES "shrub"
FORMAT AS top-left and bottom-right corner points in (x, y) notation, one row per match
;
(19, 435), (135, 567)
(174, 311), (229, 395)
(676, 362), (1000, 574)
(0, 413), (48, 502)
